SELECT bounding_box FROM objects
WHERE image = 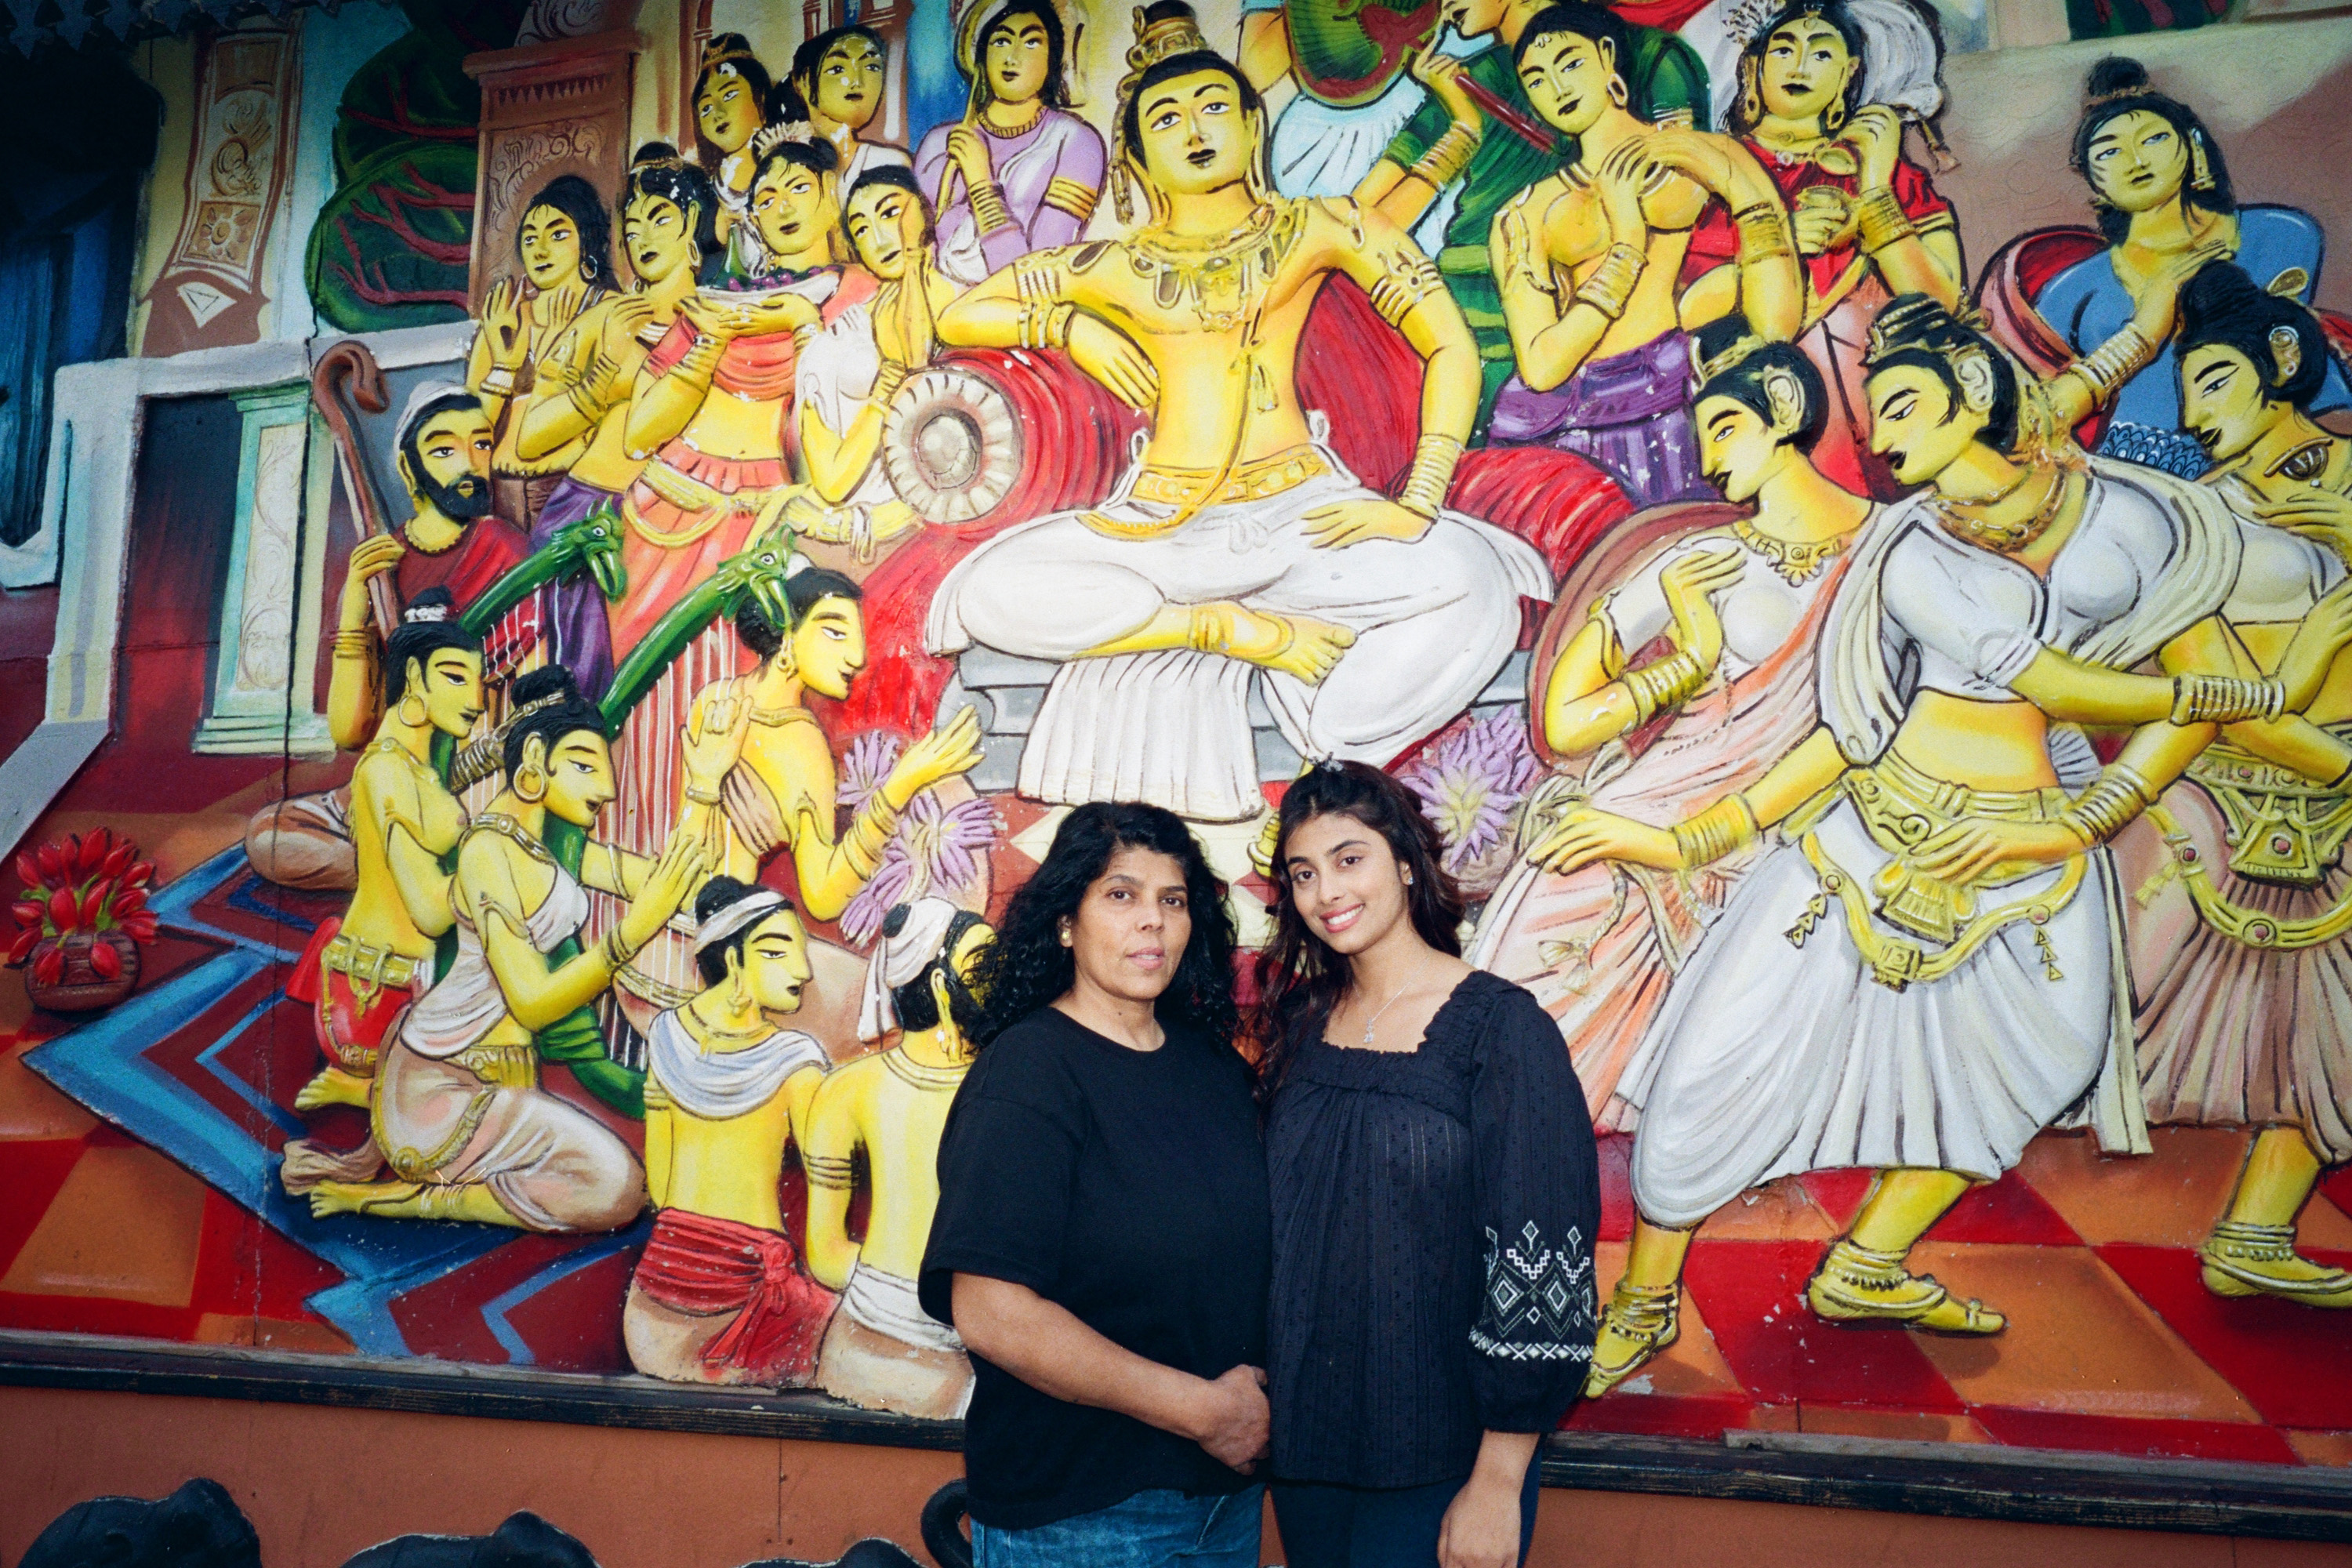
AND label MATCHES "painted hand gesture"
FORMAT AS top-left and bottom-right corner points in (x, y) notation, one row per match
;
(481, 278), (531, 371)
(1069, 315), (1160, 410)
(1303, 496), (1436, 550)
(1659, 546), (1744, 672)
(885, 705), (986, 808)
(943, 125), (995, 189)
(339, 533), (407, 630)
(2254, 486), (2352, 571)
(1592, 138), (1654, 245)
(1842, 105), (1906, 189)
(1911, 816), (2084, 883)
(1409, 50), (1484, 132)
(1526, 806), (1682, 873)
(2131, 238), (2236, 345)
(619, 830), (710, 953)
(2278, 579), (2352, 712)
